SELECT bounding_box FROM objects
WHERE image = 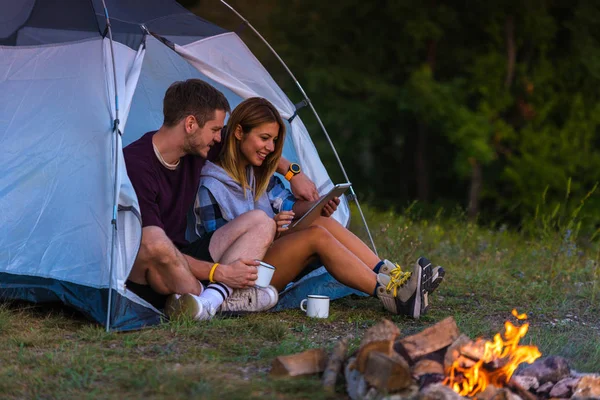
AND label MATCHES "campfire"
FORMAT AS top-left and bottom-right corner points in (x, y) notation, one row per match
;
(270, 311), (600, 399)
(444, 309), (542, 396)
